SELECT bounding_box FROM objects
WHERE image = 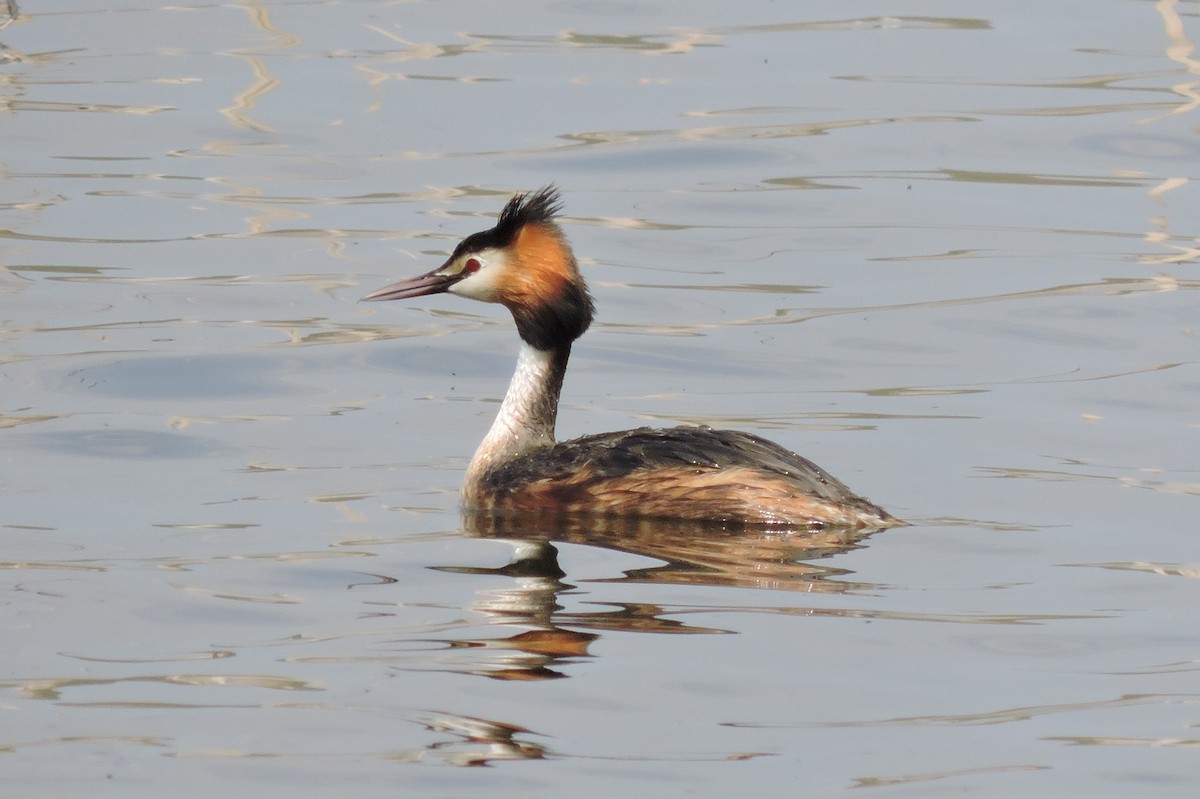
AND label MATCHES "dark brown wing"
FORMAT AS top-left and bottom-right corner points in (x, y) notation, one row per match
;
(479, 426), (895, 529)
